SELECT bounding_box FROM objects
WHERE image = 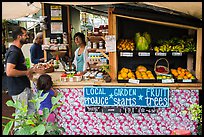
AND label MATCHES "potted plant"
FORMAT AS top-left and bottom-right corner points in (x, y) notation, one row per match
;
(100, 64), (111, 82)
(2, 90), (65, 135)
(182, 104), (202, 135)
